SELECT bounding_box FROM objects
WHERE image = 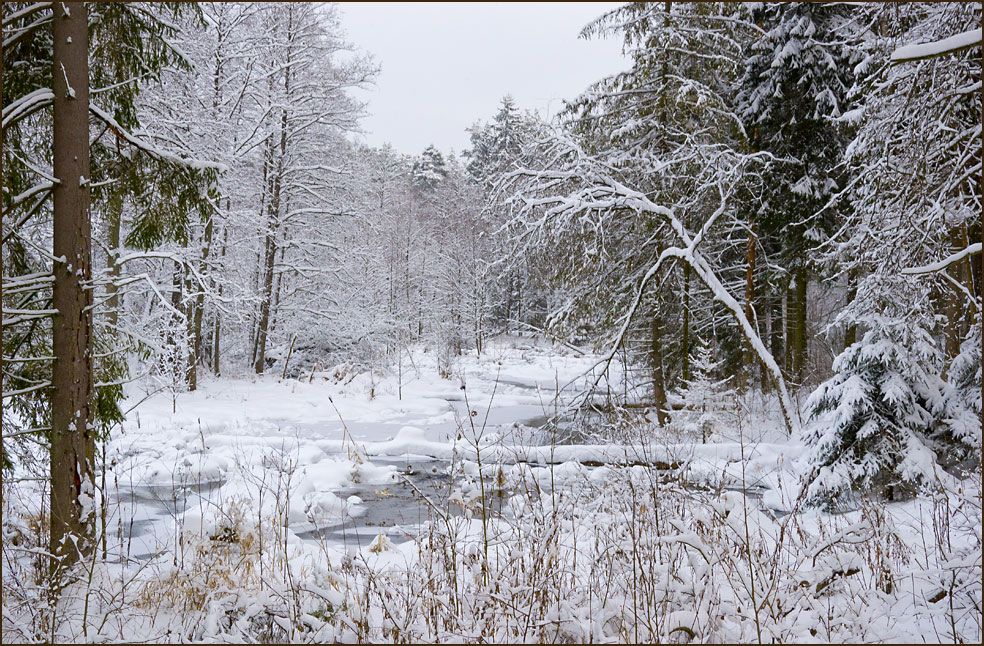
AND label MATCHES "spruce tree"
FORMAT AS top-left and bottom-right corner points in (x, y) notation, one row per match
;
(802, 280), (949, 509)
(411, 145), (449, 192)
(2, 1), (214, 565)
(735, 2), (861, 384)
(668, 338), (733, 443)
